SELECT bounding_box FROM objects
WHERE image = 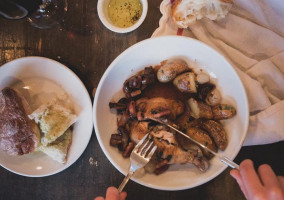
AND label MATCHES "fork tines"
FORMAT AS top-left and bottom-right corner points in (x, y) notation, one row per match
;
(135, 133), (156, 158)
